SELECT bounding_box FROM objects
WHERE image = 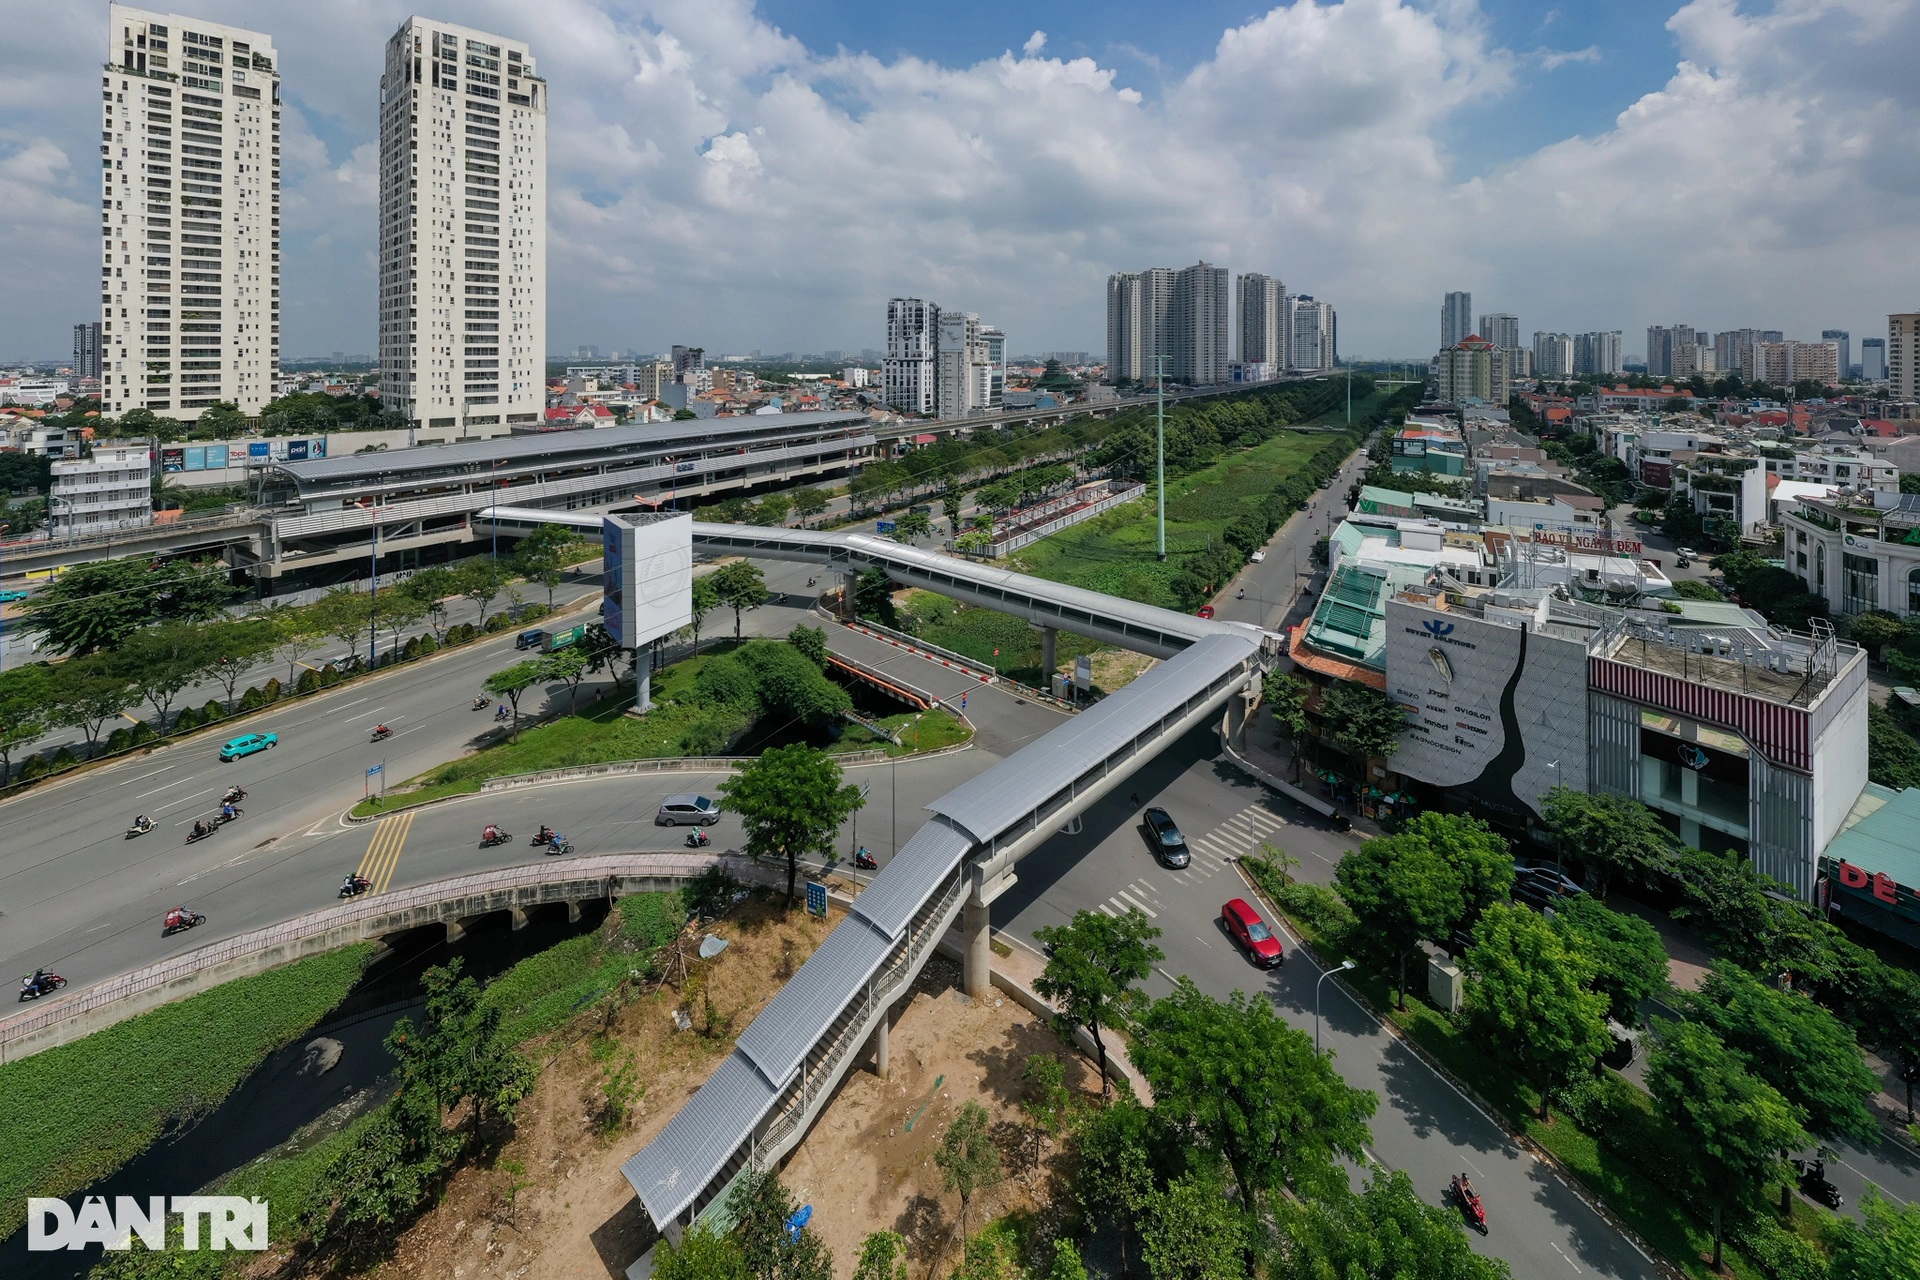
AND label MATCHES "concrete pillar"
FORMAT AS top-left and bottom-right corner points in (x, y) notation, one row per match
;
(963, 898), (992, 999)
(870, 1010), (890, 1078)
(633, 664), (653, 715)
(508, 907), (529, 932)
(1041, 626), (1057, 681)
(843, 570), (860, 620)
(445, 919), (467, 945)
(565, 900), (583, 925)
